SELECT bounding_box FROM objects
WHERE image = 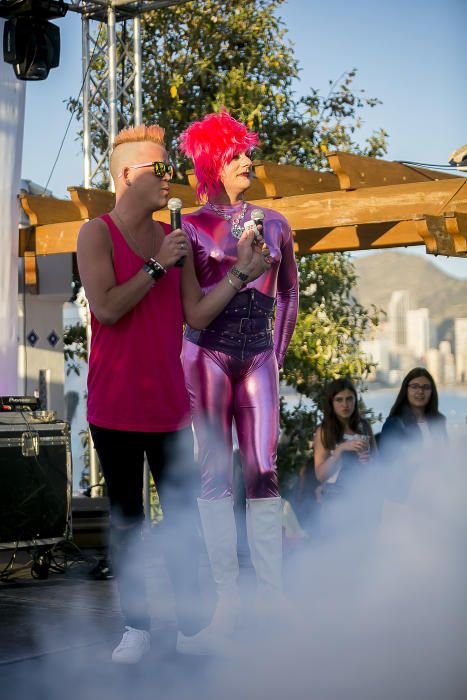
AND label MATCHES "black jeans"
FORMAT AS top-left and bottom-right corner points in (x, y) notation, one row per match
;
(90, 424), (201, 633)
